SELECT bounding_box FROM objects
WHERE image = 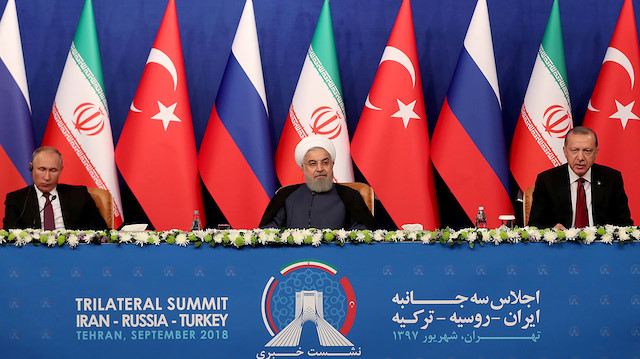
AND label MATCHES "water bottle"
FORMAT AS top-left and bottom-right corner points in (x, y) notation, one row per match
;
(475, 207), (487, 228)
(191, 210), (202, 231)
